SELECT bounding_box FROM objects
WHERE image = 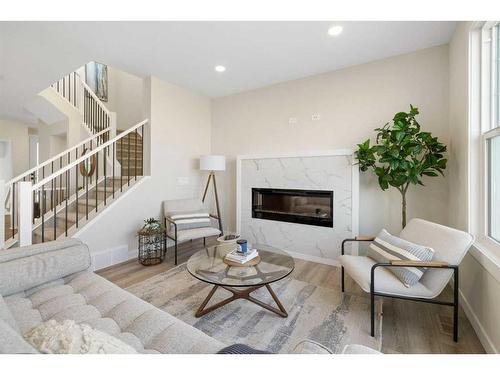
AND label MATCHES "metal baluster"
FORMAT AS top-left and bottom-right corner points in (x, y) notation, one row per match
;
(12, 182), (15, 238)
(141, 125), (144, 175)
(41, 185), (45, 242)
(66, 153), (69, 236)
(32, 189), (35, 225)
(75, 148), (79, 228)
(135, 128), (138, 180)
(128, 133), (131, 186)
(50, 162), (54, 211)
(52, 177), (56, 240)
(104, 146), (107, 206)
(86, 148), (89, 221)
(120, 137), (123, 192)
(95, 151), (99, 212)
(112, 141), (115, 199)
(59, 156), (63, 204)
